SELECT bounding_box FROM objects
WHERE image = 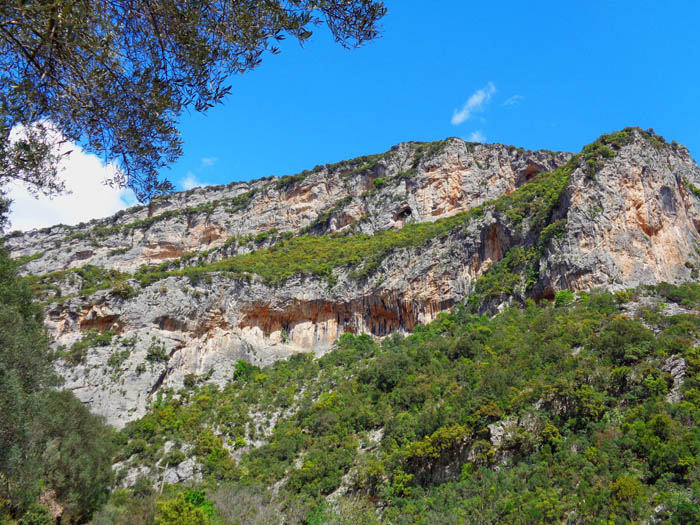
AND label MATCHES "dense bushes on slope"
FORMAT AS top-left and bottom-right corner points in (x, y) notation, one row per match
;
(102, 283), (700, 524)
(0, 242), (116, 524)
(7, 127), (693, 523)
